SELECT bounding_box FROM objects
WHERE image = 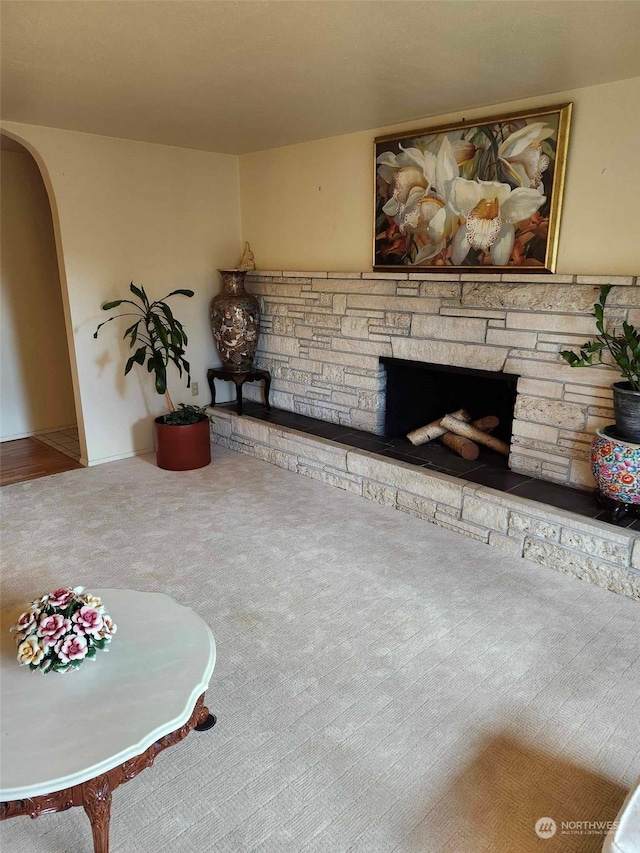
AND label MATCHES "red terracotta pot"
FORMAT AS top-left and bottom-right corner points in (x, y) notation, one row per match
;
(154, 416), (211, 471)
